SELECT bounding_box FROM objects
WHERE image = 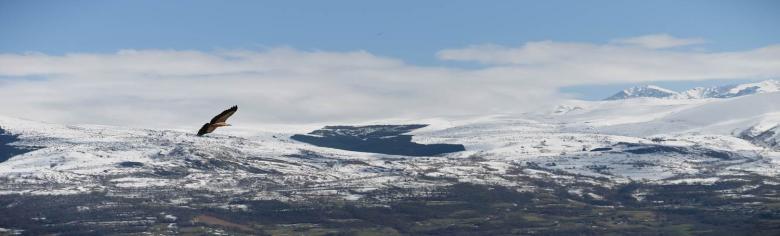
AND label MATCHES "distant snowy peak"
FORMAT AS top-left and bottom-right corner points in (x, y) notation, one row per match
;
(605, 79), (779, 100)
(682, 80), (780, 99)
(604, 85), (679, 100)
